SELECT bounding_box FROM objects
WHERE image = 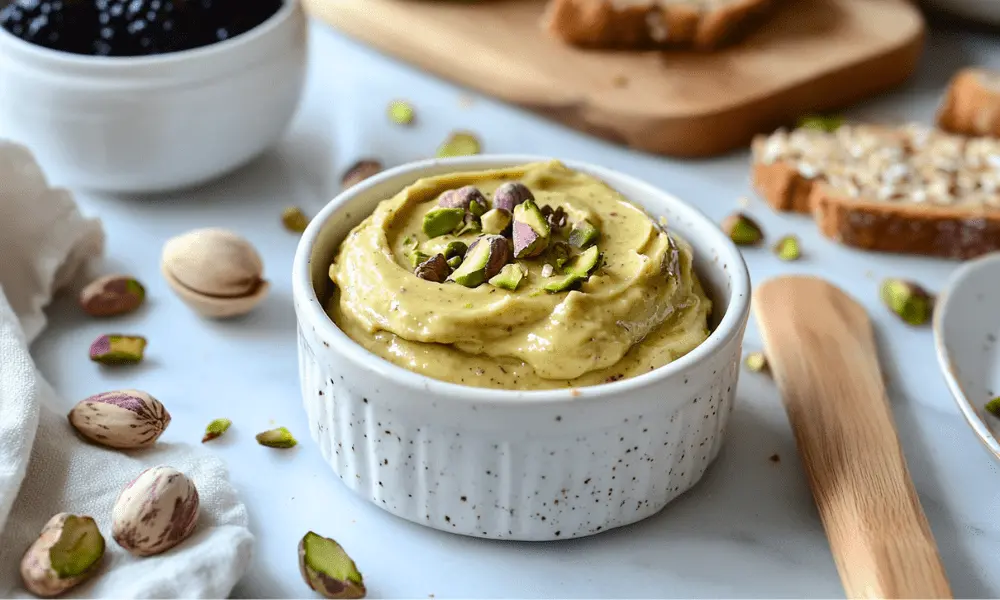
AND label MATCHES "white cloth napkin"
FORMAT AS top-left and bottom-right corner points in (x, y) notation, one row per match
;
(0, 142), (254, 598)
